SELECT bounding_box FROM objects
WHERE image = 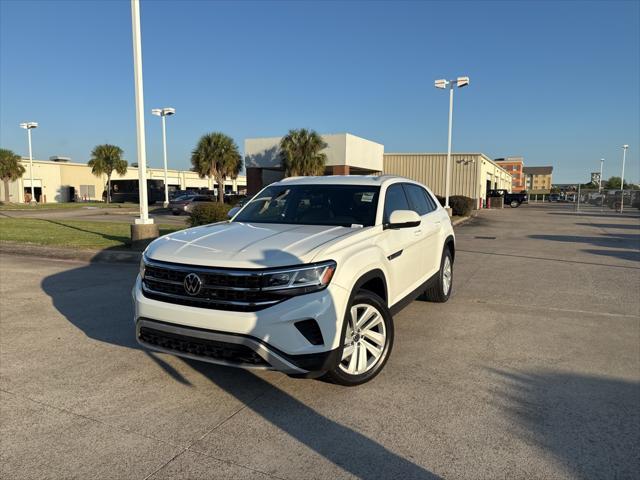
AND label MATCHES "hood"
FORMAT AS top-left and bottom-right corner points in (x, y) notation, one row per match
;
(145, 222), (359, 268)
